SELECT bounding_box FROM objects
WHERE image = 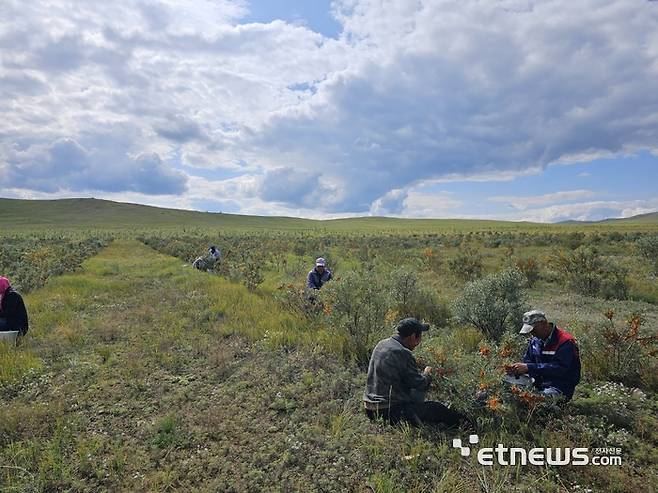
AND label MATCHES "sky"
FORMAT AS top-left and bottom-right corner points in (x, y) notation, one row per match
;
(1, 0), (657, 223)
